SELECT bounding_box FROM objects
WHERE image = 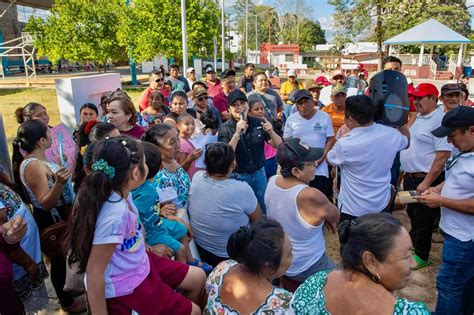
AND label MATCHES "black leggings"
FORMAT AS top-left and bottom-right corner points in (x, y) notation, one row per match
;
(196, 243), (227, 268)
(34, 207), (74, 307)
